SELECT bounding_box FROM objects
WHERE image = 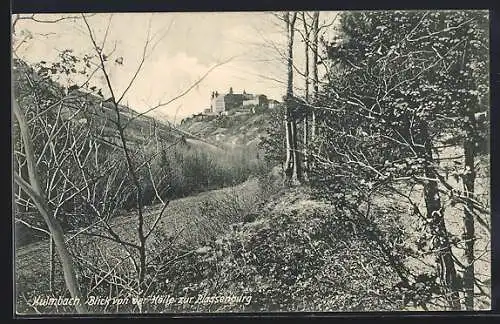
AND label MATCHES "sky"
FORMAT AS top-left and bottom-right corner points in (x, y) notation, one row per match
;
(12, 12), (339, 123)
